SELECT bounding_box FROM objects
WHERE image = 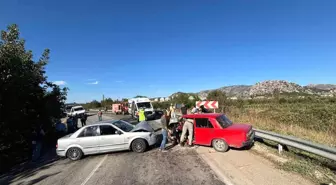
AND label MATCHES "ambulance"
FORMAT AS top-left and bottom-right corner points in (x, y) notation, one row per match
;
(128, 98), (155, 119)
